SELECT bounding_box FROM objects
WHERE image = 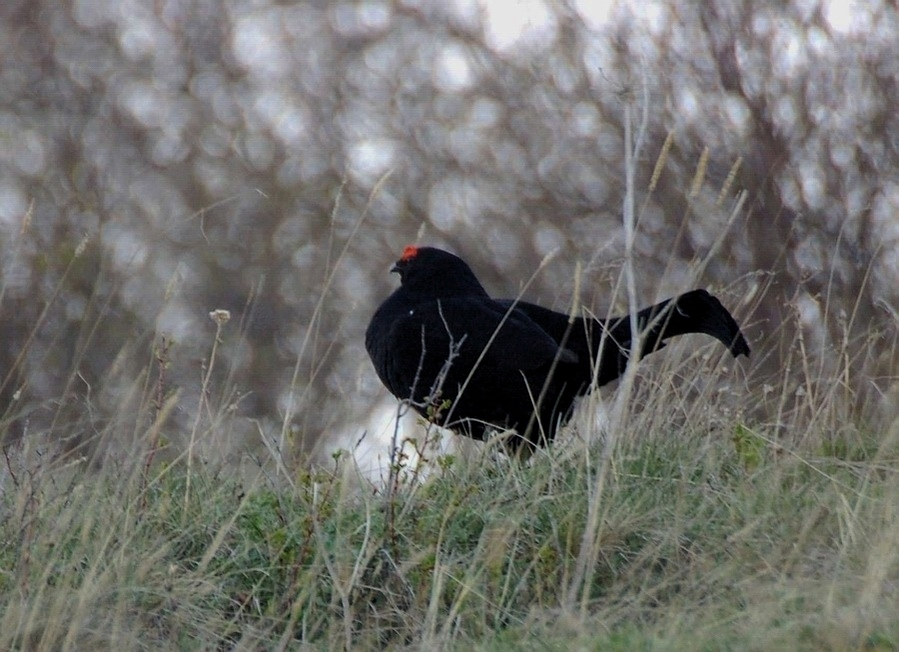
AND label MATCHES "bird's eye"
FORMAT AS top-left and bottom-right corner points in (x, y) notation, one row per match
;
(409, 309), (414, 315)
